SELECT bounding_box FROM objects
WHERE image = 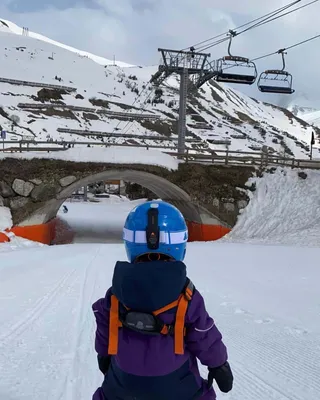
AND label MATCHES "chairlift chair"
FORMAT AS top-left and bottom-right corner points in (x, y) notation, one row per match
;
(215, 30), (257, 85)
(257, 50), (295, 94)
